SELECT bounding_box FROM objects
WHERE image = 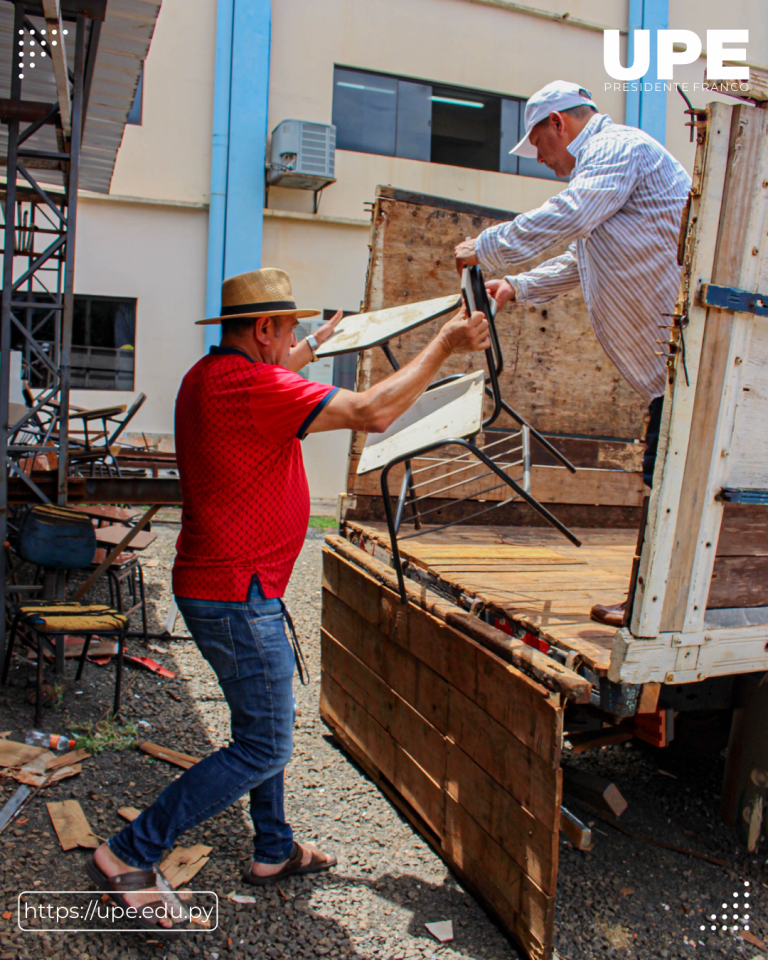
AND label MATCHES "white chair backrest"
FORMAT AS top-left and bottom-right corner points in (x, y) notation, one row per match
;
(357, 370), (485, 475)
